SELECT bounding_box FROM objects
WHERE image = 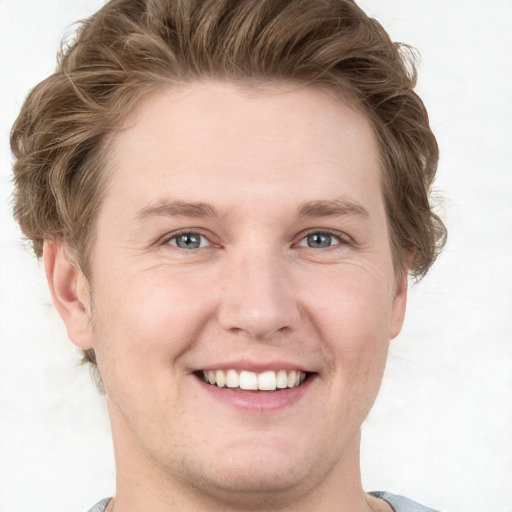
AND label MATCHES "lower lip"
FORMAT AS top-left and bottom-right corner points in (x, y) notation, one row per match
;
(196, 376), (314, 412)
